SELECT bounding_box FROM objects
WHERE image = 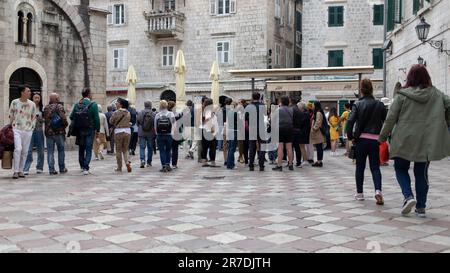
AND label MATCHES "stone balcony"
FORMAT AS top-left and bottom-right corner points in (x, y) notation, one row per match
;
(144, 10), (185, 41)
